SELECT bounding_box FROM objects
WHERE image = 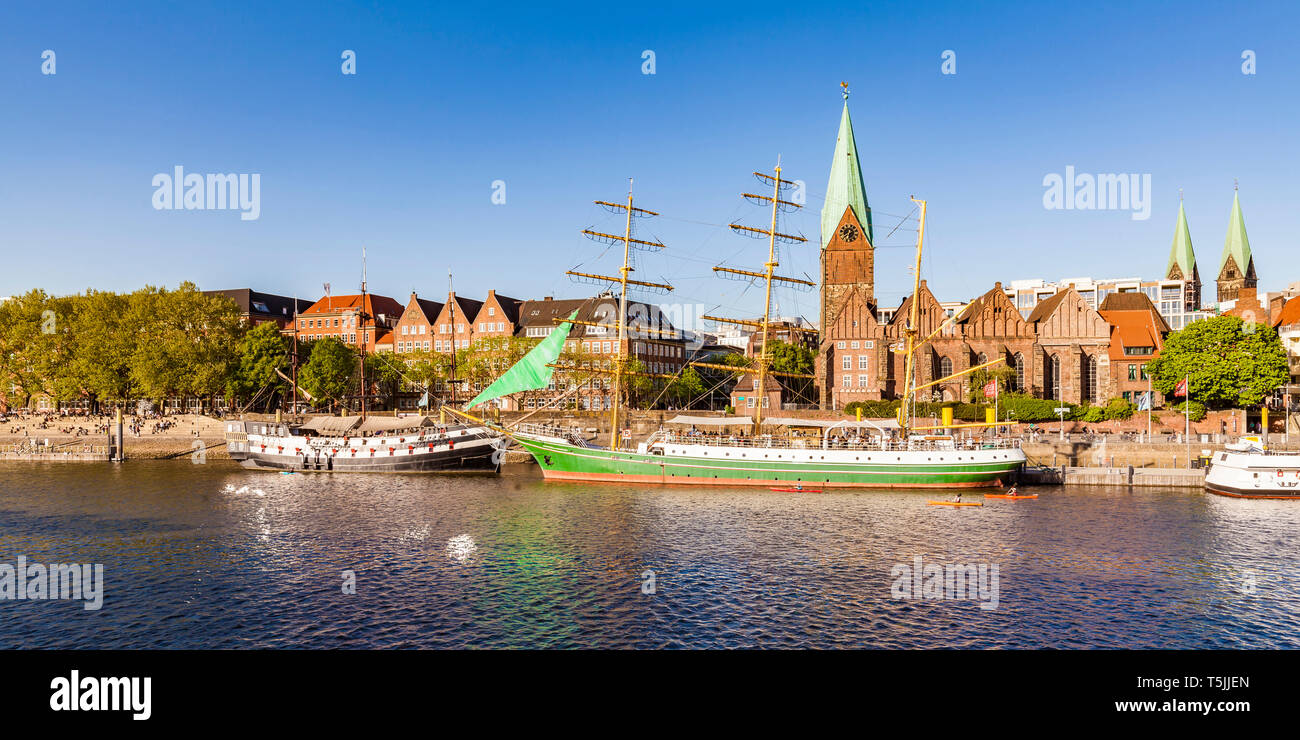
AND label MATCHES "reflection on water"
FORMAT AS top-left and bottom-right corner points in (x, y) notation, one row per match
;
(0, 461), (1297, 649)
